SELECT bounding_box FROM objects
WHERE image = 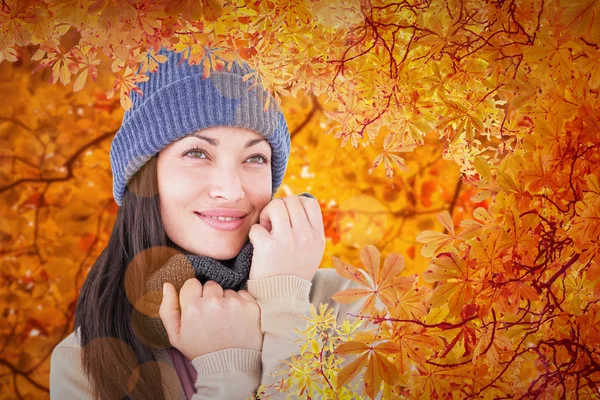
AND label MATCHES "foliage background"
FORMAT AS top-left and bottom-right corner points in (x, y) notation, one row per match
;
(0, 0), (599, 399)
